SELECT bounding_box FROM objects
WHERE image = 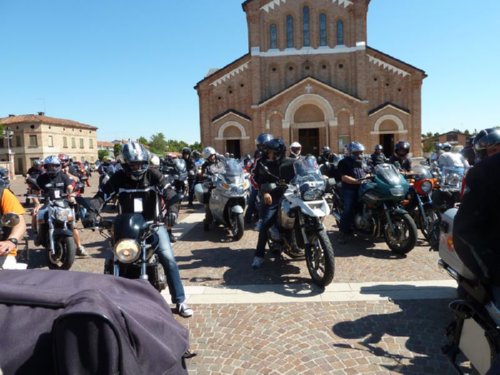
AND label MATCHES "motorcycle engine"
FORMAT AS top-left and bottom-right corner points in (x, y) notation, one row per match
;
(354, 212), (375, 235)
